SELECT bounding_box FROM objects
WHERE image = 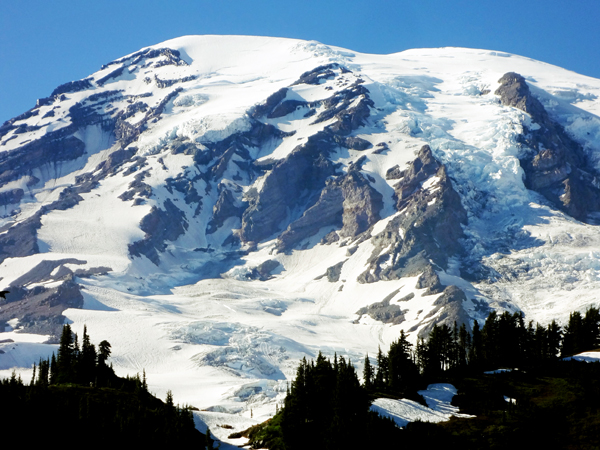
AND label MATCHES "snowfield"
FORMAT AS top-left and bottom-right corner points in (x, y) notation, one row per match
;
(371, 383), (474, 428)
